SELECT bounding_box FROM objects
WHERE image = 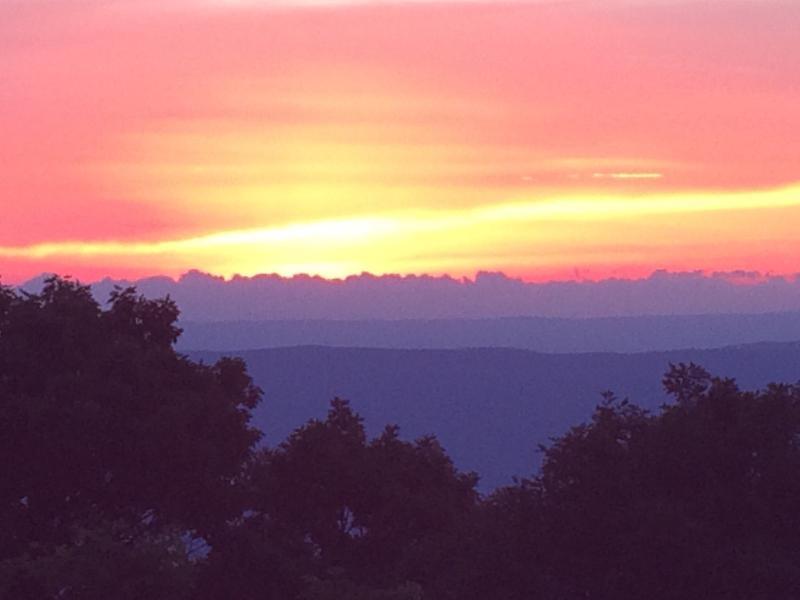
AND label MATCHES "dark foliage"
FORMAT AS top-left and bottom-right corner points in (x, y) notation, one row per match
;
(452, 364), (800, 600)
(0, 277), (262, 597)
(199, 399), (478, 600)
(3, 276), (800, 599)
